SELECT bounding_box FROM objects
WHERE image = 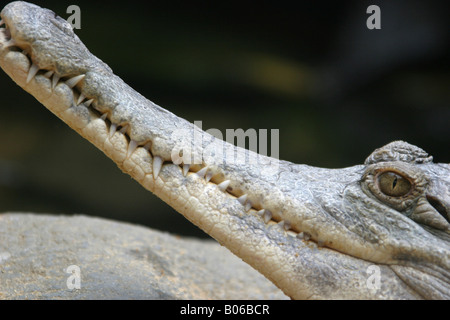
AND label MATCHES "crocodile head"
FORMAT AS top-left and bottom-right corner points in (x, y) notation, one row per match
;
(341, 141), (450, 298)
(1, 1), (449, 299)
